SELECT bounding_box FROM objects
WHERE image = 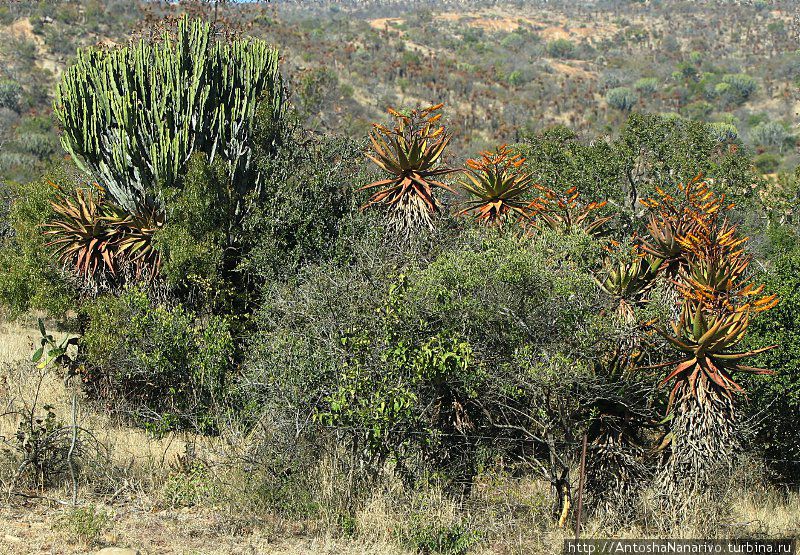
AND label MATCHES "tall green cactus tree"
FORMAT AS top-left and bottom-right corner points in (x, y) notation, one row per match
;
(54, 17), (284, 216)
